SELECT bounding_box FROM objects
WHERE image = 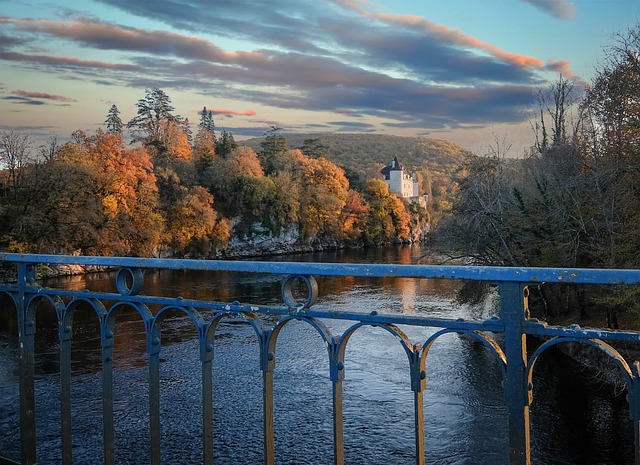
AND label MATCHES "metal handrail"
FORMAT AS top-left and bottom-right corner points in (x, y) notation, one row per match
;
(1, 253), (640, 465)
